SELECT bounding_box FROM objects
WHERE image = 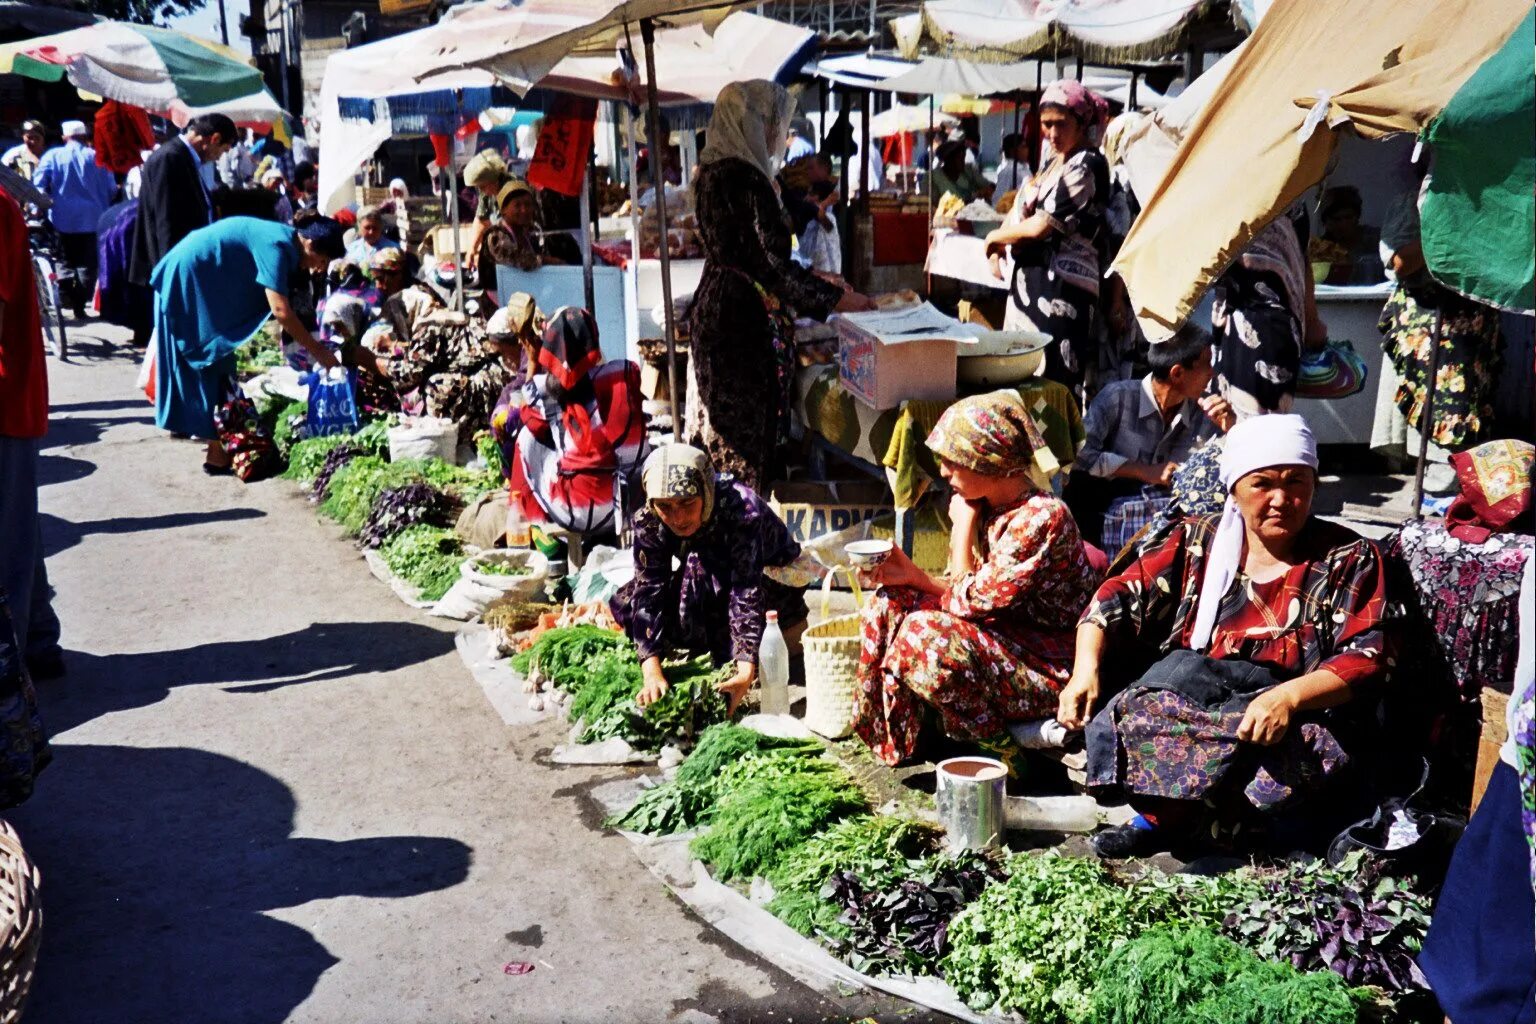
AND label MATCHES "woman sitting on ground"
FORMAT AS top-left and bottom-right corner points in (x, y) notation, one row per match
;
(1057, 414), (1393, 859)
(853, 392), (1100, 767)
(611, 444), (807, 715)
(502, 307), (649, 539)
